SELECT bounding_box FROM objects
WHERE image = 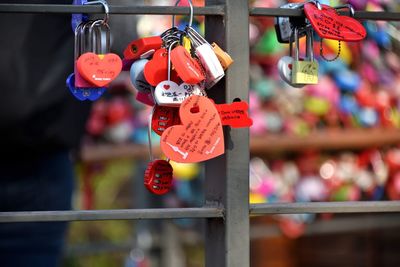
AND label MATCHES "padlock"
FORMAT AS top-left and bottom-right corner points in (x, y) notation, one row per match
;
(277, 31), (304, 88)
(76, 20), (122, 87)
(170, 45), (205, 85)
(144, 159), (173, 195)
(123, 36), (163, 60)
(129, 58), (153, 93)
(291, 26), (319, 85)
(186, 27), (225, 89)
(274, 3), (306, 43)
(151, 105), (181, 136)
(211, 42), (233, 70)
